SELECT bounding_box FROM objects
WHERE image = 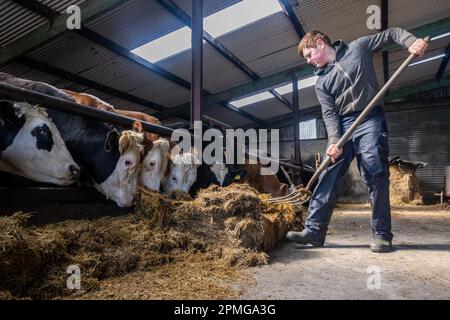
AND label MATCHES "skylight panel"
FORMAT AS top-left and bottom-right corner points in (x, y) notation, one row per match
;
(204, 0), (283, 38)
(408, 53), (445, 67)
(230, 91), (274, 108)
(431, 32), (450, 41)
(131, 26), (192, 63)
(230, 76), (318, 108)
(132, 0), (283, 63)
(274, 76), (318, 95)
